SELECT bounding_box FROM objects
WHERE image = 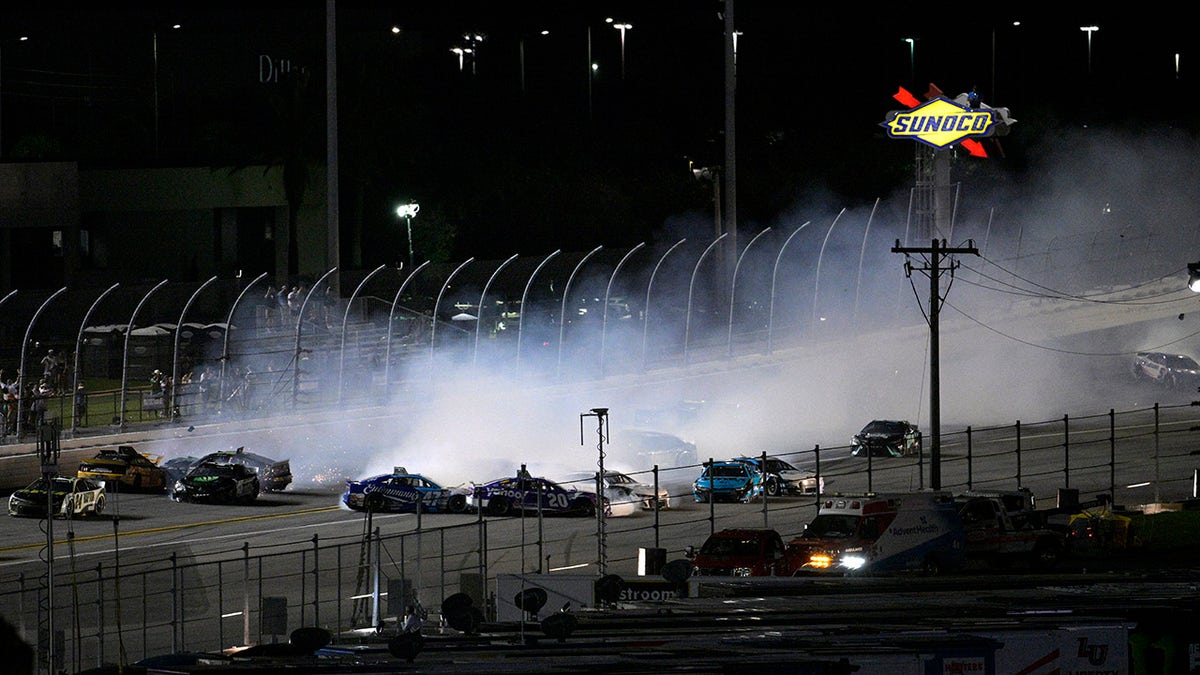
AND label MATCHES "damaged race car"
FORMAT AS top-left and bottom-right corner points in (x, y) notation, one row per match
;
(172, 461), (260, 505)
(341, 467), (471, 514)
(193, 447), (292, 492)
